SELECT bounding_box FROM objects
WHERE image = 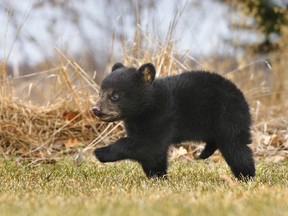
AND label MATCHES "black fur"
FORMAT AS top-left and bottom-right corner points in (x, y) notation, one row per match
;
(93, 63), (255, 180)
